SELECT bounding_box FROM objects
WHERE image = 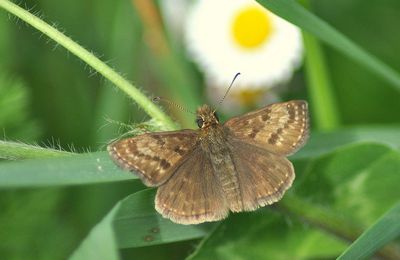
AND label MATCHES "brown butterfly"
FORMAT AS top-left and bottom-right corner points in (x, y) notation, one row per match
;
(108, 100), (309, 225)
